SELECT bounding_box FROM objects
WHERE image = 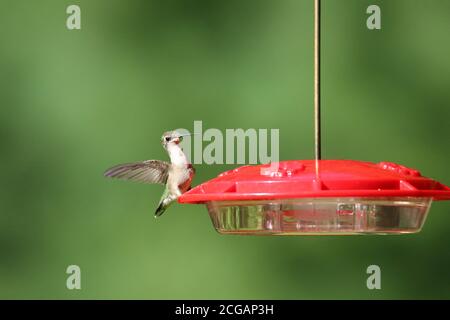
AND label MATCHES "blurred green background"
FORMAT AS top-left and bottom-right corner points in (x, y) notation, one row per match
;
(0, 0), (449, 299)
